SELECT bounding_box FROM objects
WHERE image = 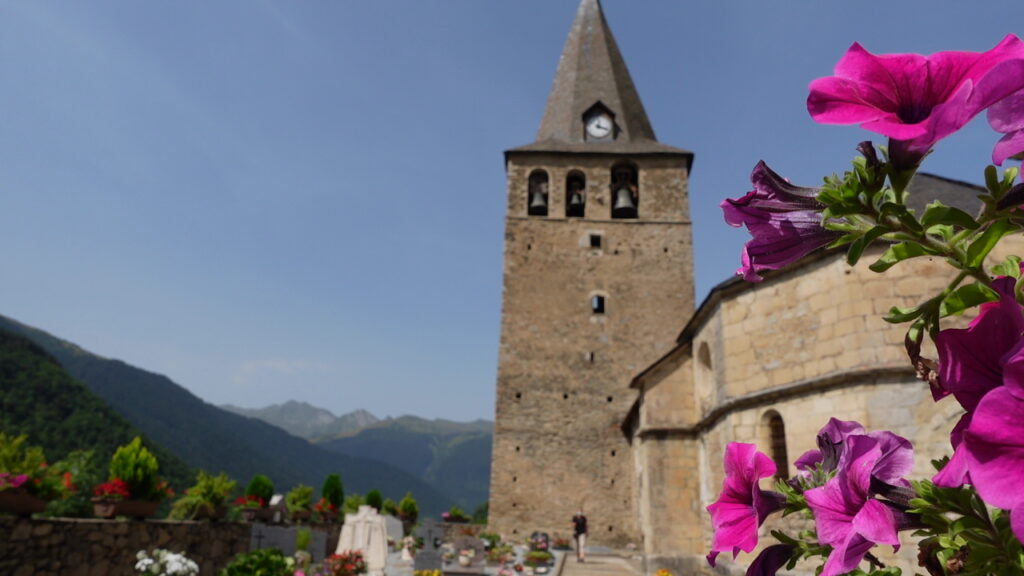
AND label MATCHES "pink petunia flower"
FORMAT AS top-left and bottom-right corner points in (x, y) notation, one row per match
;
(722, 161), (839, 283)
(988, 89), (1024, 164)
(706, 443), (787, 567)
(963, 386), (1024, 544)
(808, 35), (1024, 169)
(804, 436), (901, 576)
